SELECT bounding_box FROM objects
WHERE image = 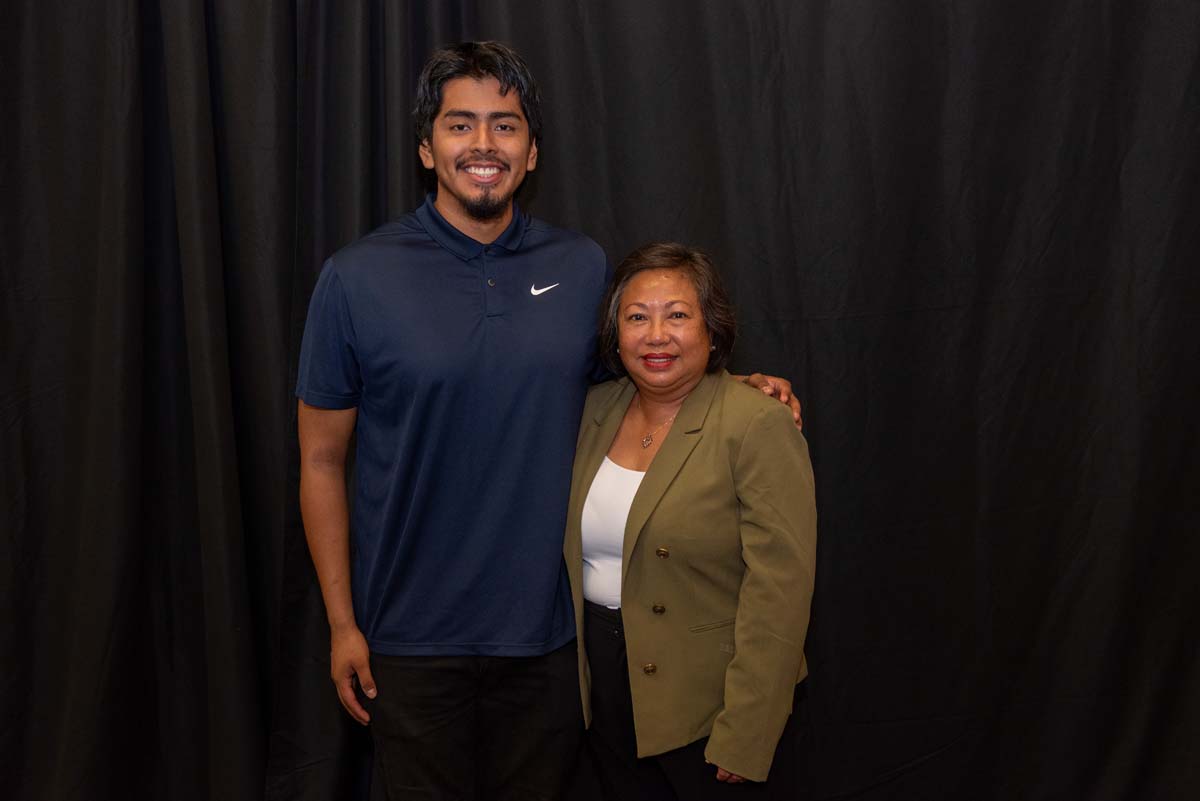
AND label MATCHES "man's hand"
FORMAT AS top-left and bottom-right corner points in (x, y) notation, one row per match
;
(331, 624), (376, 725)
(744, 373), (803, 429)
(714, 766), (746, 783)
